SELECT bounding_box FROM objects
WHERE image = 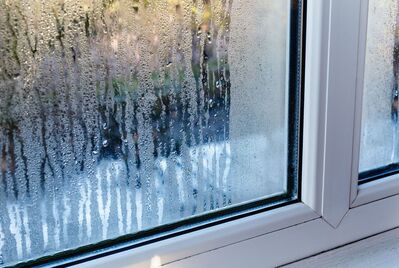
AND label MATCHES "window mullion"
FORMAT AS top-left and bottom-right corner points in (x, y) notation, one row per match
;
(317, 0), (362, 227)
(350, 0), (369, 205)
